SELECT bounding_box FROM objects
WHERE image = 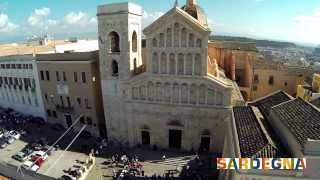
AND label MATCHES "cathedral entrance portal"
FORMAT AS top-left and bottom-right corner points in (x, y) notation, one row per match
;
(169, 129), (182, 149)
(141, 131), (150, 145)
(200, 136), (210, 153)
